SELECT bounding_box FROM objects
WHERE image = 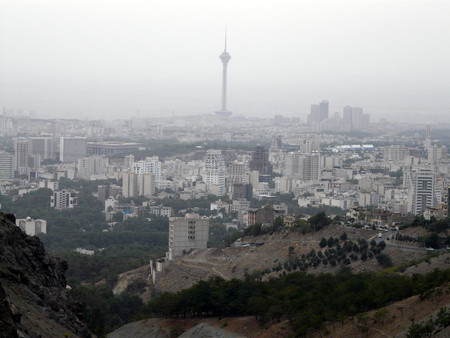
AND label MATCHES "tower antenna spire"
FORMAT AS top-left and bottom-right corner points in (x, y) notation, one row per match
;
(215, 29), (232, 117)
(224, 27), (227, 52)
